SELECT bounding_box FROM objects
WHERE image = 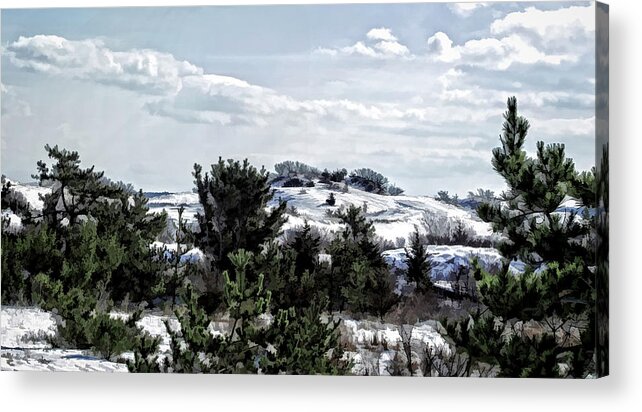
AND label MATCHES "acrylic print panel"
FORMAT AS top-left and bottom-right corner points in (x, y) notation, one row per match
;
(0, 1), (608, 377)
